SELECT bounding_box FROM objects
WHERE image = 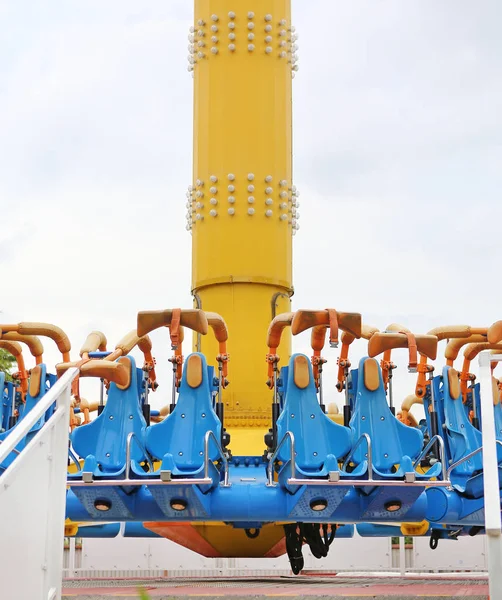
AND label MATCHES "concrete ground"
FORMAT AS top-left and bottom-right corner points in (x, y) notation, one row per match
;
(62, 574), (489, 599)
